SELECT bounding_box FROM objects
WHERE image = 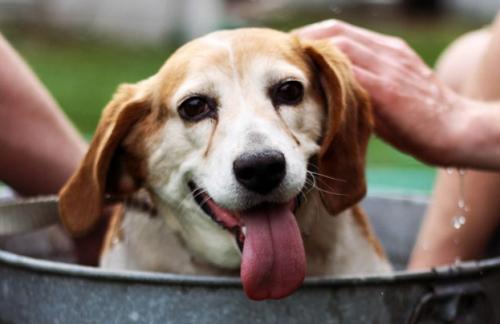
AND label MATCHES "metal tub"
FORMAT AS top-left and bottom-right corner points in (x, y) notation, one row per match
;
(1, 195), (499, 324)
